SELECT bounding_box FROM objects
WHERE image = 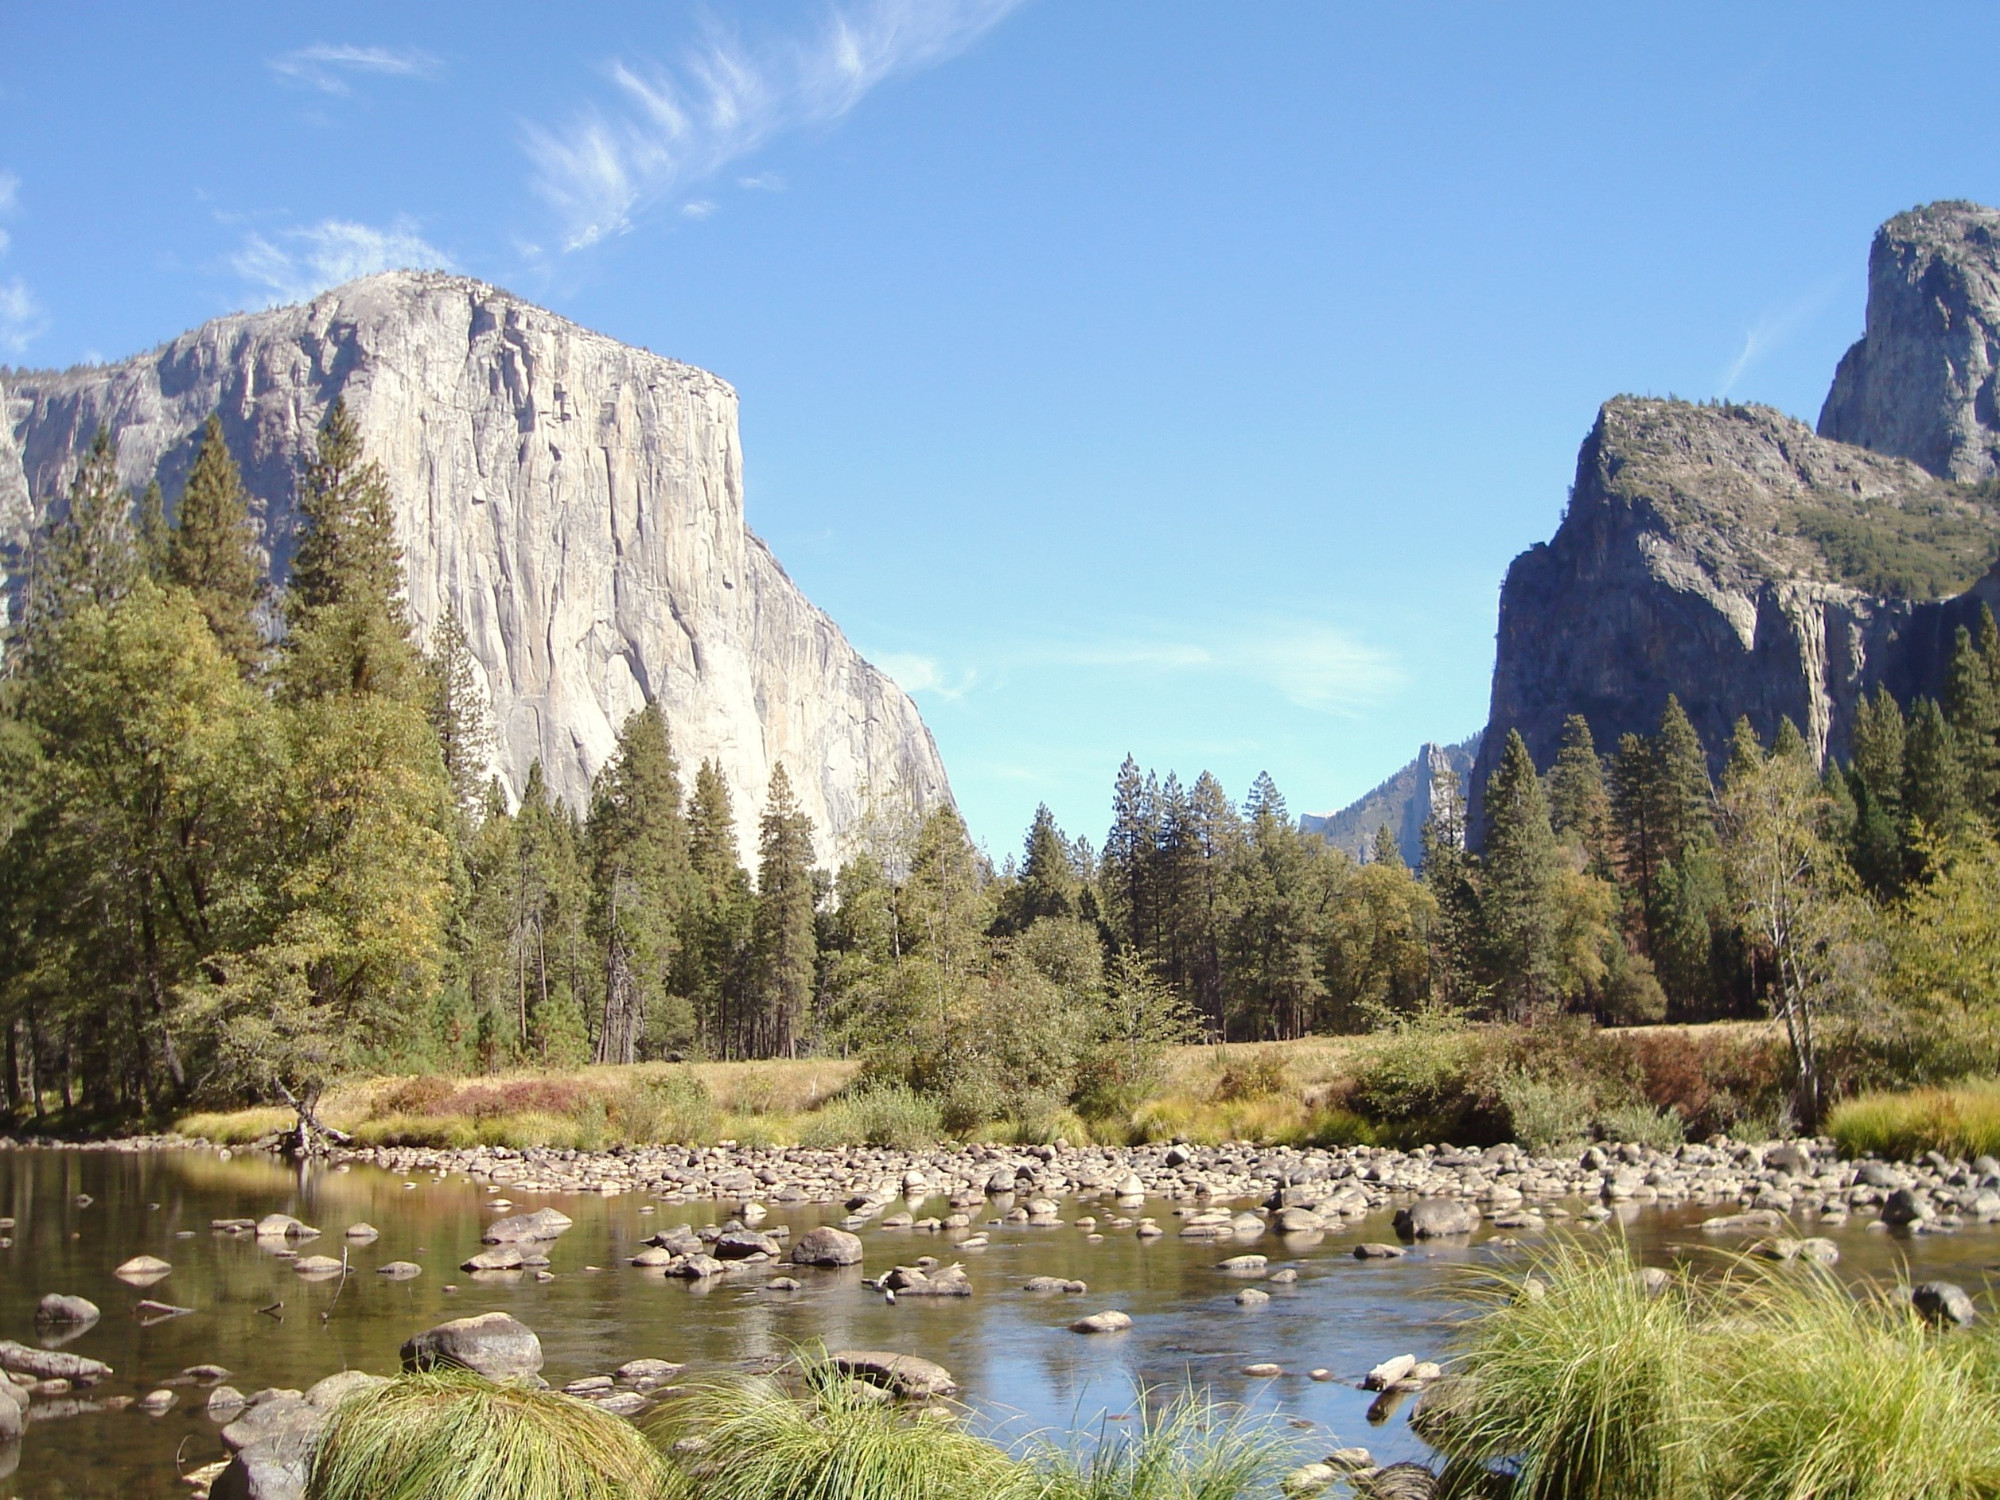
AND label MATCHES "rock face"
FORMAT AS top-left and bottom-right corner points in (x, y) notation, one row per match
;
(1303, 737), (1477, 866)
(1469, 203), (2000, 831)
(1820, 201), (2000, 481)
(0, 271), (950, 861)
